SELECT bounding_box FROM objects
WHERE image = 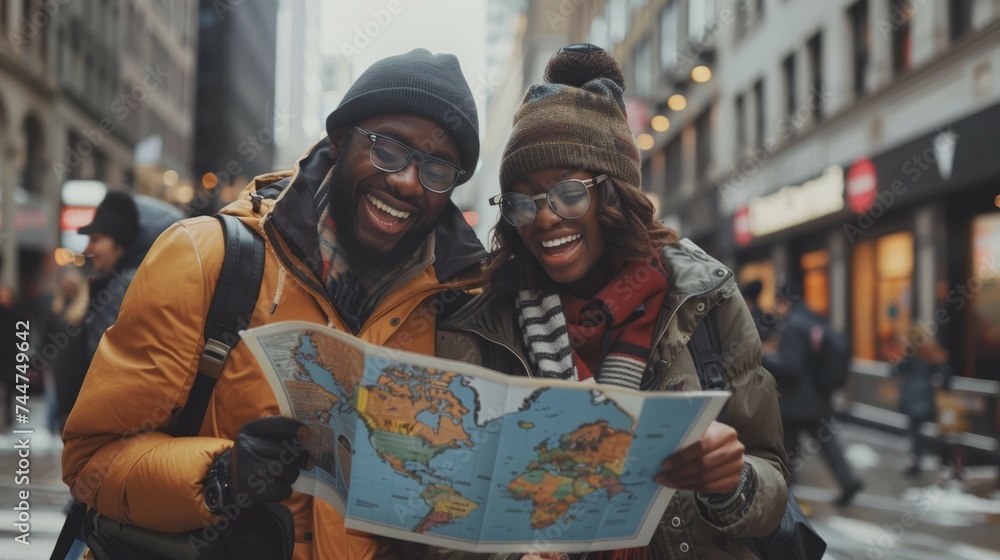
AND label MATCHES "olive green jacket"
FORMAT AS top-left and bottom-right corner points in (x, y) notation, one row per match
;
(429, 240), (789, 560)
